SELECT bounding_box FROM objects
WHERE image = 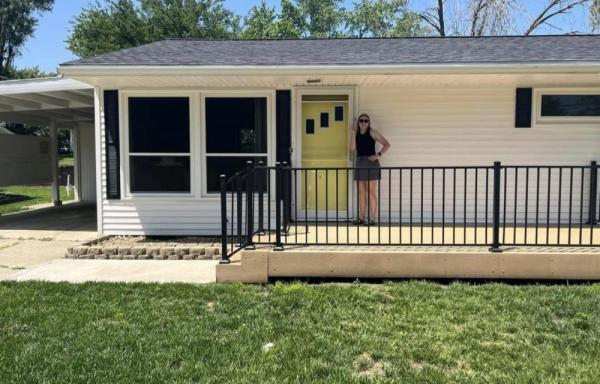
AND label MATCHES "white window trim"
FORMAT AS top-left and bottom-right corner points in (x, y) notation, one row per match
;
(200, 90), (275, 198)
(534, 87), (600, 125)
(119, 90), (199, 199)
